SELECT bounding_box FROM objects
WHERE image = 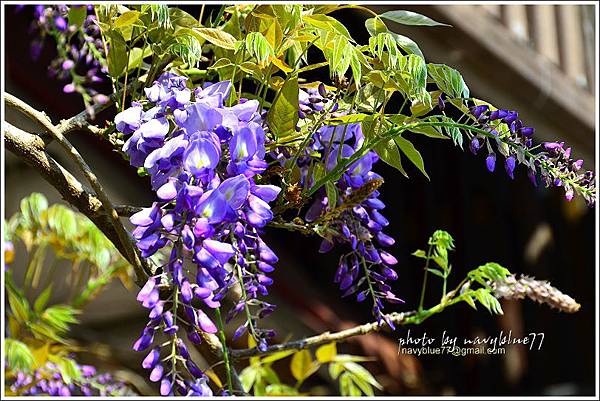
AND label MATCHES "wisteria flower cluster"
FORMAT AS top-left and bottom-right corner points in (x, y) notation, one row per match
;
(116, 72), (281, 395)
(465, 104), (596, 206)
(8, 361), (130, 396)
(26, 5), (109, 110)
(290, 85), (404, 327)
